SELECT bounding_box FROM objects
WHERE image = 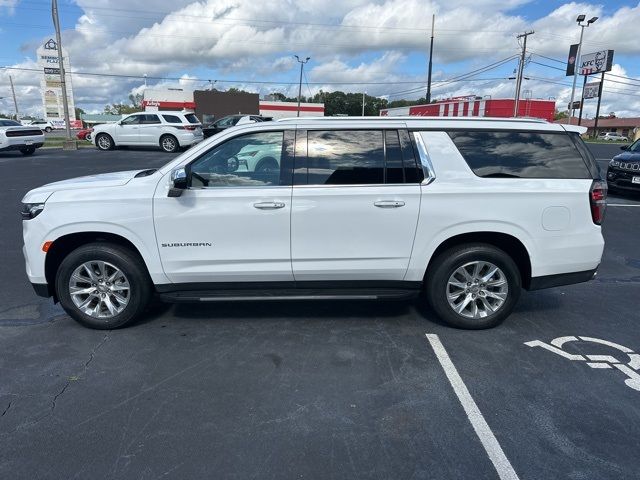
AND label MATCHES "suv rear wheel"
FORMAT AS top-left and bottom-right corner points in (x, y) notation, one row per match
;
(55, 243), (152, 329)
(20, 146), (36, 155)
(425, 244), (521, 329)
(160, 134), (179, 153)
